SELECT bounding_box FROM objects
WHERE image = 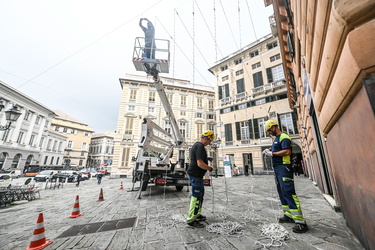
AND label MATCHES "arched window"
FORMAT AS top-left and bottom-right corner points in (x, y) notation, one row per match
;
(25, 155), (34, 167)
(11, 154), (22, 168)
(0, 152), (8, 170)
